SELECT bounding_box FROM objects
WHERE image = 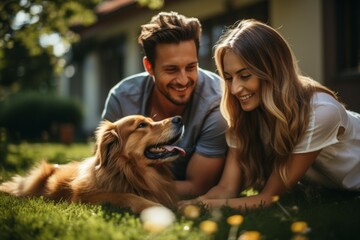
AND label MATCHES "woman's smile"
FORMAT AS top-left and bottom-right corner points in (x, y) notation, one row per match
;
(238, 93), (255, 102)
